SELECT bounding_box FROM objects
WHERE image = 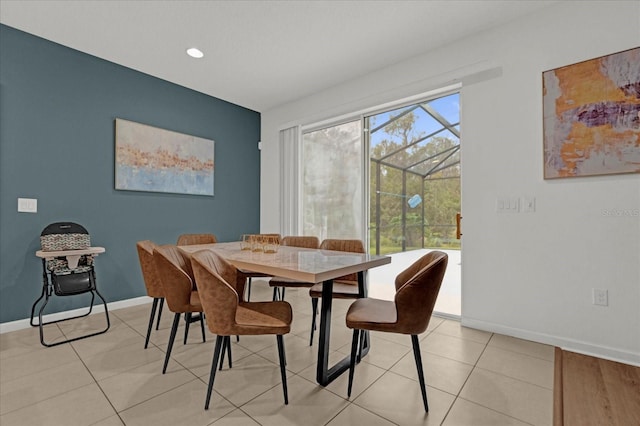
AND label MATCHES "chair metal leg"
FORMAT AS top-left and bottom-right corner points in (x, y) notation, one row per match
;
(247, 278), (252, 301)
(281, 288), (286, 300)
(272, 287), (279, 301)
(163, 313), (181, 374)
(347, 329), (360, 398)
(155, 298), (164, 330)
(31, 285), (110, 347)
(205, 335), (225, 410)
(200, 313), (206, 343)
(357, 330), (368, 363)
(411, 334), (429, 412)
(218, 336), (233, 370)
(29, 286), (47, 328)
(276, 335), (289, 404)
(183, 312), (191, 344)
(144, 298), (160, 349)
(226, 336), (232, 368)
(309, 297), (318, 346)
